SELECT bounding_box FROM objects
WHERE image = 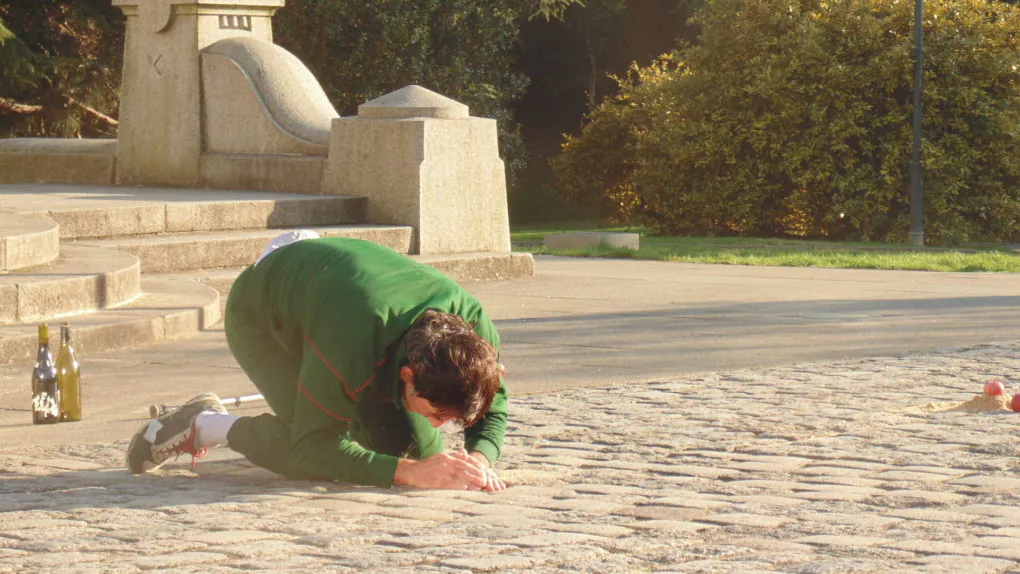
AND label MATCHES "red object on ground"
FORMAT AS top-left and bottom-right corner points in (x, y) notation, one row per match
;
(1012, 394), (1020, 412)
(984, 380), (1006, 396)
